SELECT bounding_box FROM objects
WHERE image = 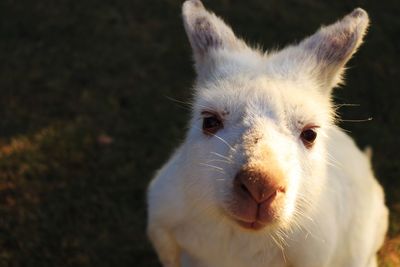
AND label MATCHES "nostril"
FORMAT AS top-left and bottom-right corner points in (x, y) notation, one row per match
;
(234, 168), (287, 203)
(265, 190), (277, 202)
(240, 183), (250, 194)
